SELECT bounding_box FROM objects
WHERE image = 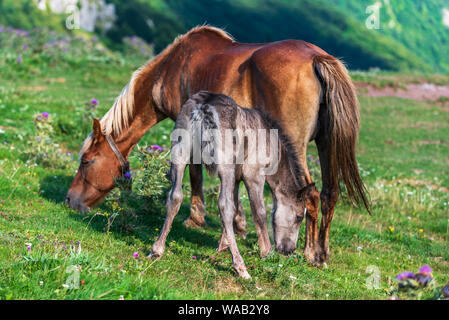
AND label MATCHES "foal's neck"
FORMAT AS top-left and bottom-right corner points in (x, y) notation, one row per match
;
(266, 145), (307, 201)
